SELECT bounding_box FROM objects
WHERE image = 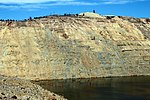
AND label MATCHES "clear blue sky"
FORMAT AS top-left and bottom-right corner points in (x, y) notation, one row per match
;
(0, 0), (149, 20)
